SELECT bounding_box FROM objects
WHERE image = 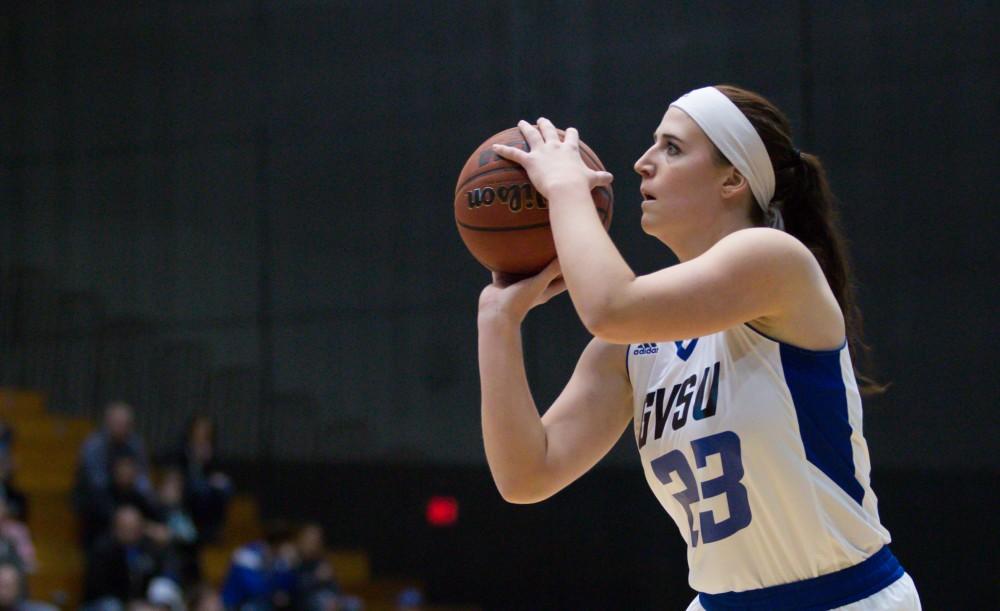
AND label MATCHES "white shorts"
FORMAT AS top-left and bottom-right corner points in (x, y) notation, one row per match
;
(685, 572), (921, 611)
